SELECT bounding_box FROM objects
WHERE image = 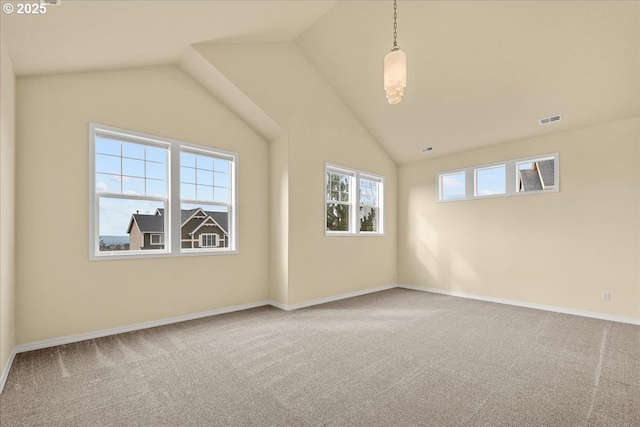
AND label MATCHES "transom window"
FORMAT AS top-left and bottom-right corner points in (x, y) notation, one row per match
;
(437, 153), (559, 202)
(89, 123), (237, 259)
(439, 171), (466, 201)
(475, 165), (506, 197)
(325, 164), (384, 235)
